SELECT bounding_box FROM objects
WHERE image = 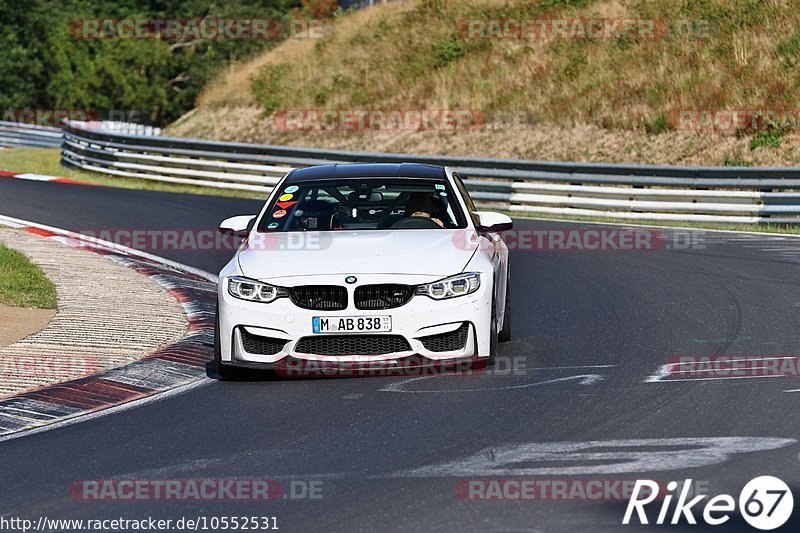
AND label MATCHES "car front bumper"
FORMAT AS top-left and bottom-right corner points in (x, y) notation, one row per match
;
(217, 273), (492, 369)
